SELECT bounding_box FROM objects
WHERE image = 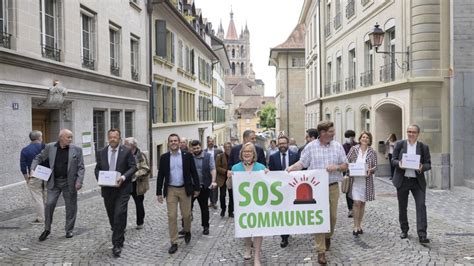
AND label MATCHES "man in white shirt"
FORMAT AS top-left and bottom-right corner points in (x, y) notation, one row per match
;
(391, 124), (432, 244)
